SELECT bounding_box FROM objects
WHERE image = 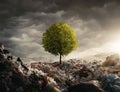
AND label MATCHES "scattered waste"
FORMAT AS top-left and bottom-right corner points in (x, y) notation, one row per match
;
(0, 43), (120, 92)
